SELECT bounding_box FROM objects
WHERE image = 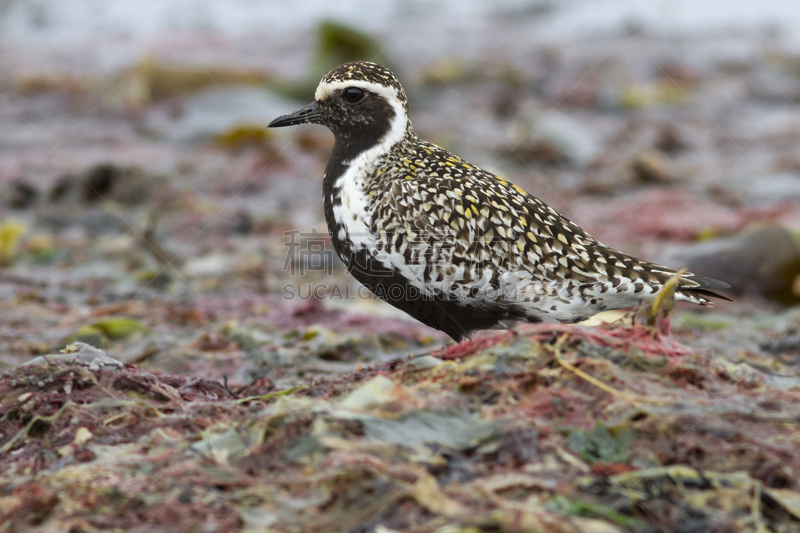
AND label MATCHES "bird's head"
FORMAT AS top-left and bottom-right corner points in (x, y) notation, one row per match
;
(269, 61), (412, 154)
